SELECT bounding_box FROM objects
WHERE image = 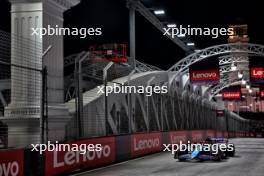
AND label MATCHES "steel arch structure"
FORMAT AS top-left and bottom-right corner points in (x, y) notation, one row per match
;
(207, 79), (243, 99)
(219, 54), (250, 65)
(168, 43), (264, 86)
